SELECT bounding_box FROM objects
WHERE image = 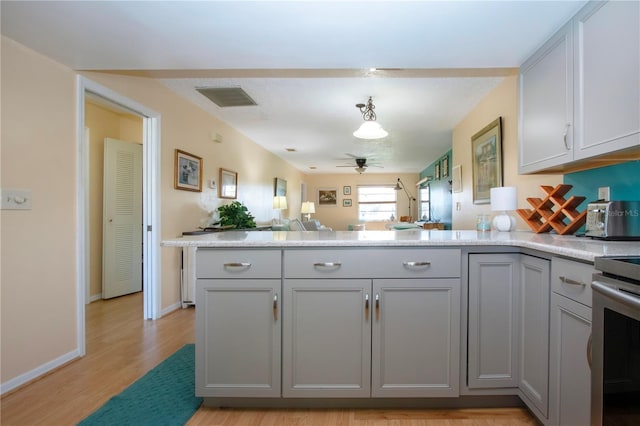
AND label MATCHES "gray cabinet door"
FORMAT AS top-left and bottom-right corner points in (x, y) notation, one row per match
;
(195, 279), (281, 397)
(467, 254), (519, 389)
(574, 0), (640, 160)
(282, 279), (371, 397)
(549, 292), (592, 426)
(518, 255), (551, 419)
(519, 21), (574, 174)
(371, 278), (460, 397)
